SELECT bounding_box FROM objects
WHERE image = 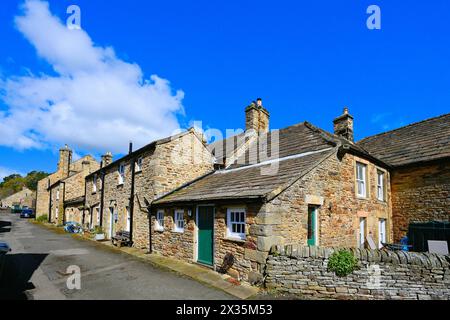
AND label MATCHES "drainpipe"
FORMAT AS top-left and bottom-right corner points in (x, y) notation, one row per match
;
(82, 177), (87, 226)
(146, 203), (152, 254)
(99, 171), (105, 228)
(48, 180), (52, 223)
(61, 181), (66, 225)
(129, 142), (135, 242)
